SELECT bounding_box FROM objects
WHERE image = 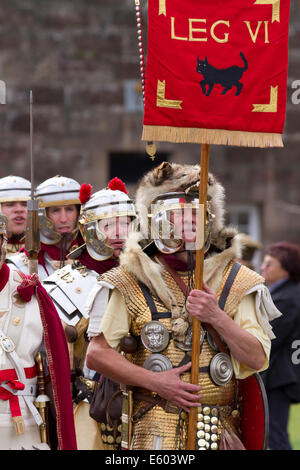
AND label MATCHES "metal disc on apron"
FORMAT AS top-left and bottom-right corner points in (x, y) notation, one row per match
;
(209, 352), (233, 386)
(143, 354), (173, 372)
(175, 325), (205, 351)
(141, 320), (170, 352)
